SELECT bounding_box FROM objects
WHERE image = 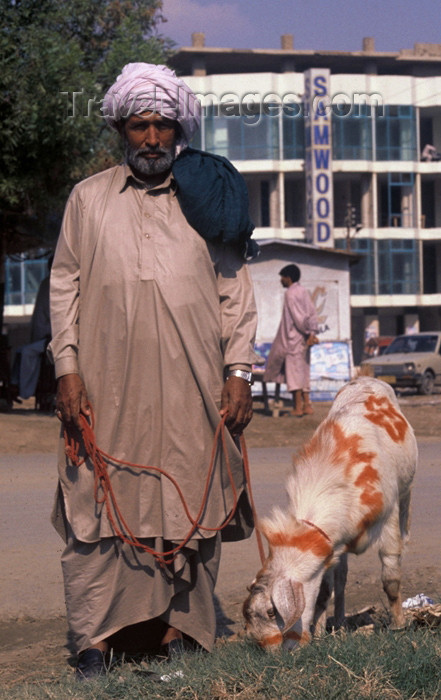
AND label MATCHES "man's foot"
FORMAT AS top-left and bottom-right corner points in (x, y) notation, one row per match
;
(302, 392), (313, 415)
(75, 648), (106, 680)
(292, 390), (303, 417)
(159, 636), (196, 660)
